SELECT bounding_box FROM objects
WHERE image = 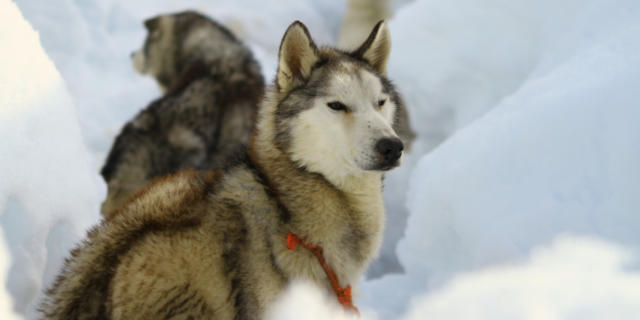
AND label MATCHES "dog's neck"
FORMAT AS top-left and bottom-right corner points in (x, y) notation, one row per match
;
(249, 89), (385, 283)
